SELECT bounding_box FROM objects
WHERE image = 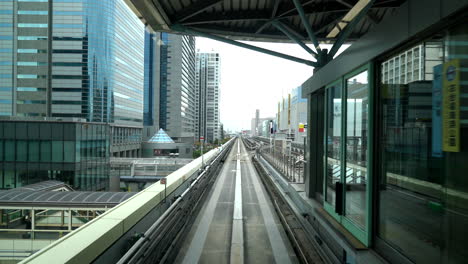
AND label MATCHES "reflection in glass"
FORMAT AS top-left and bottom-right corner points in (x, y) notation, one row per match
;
(378, 23), (468, 263)
(345, 71), (368, 229)
(325, 83), (342, 207)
